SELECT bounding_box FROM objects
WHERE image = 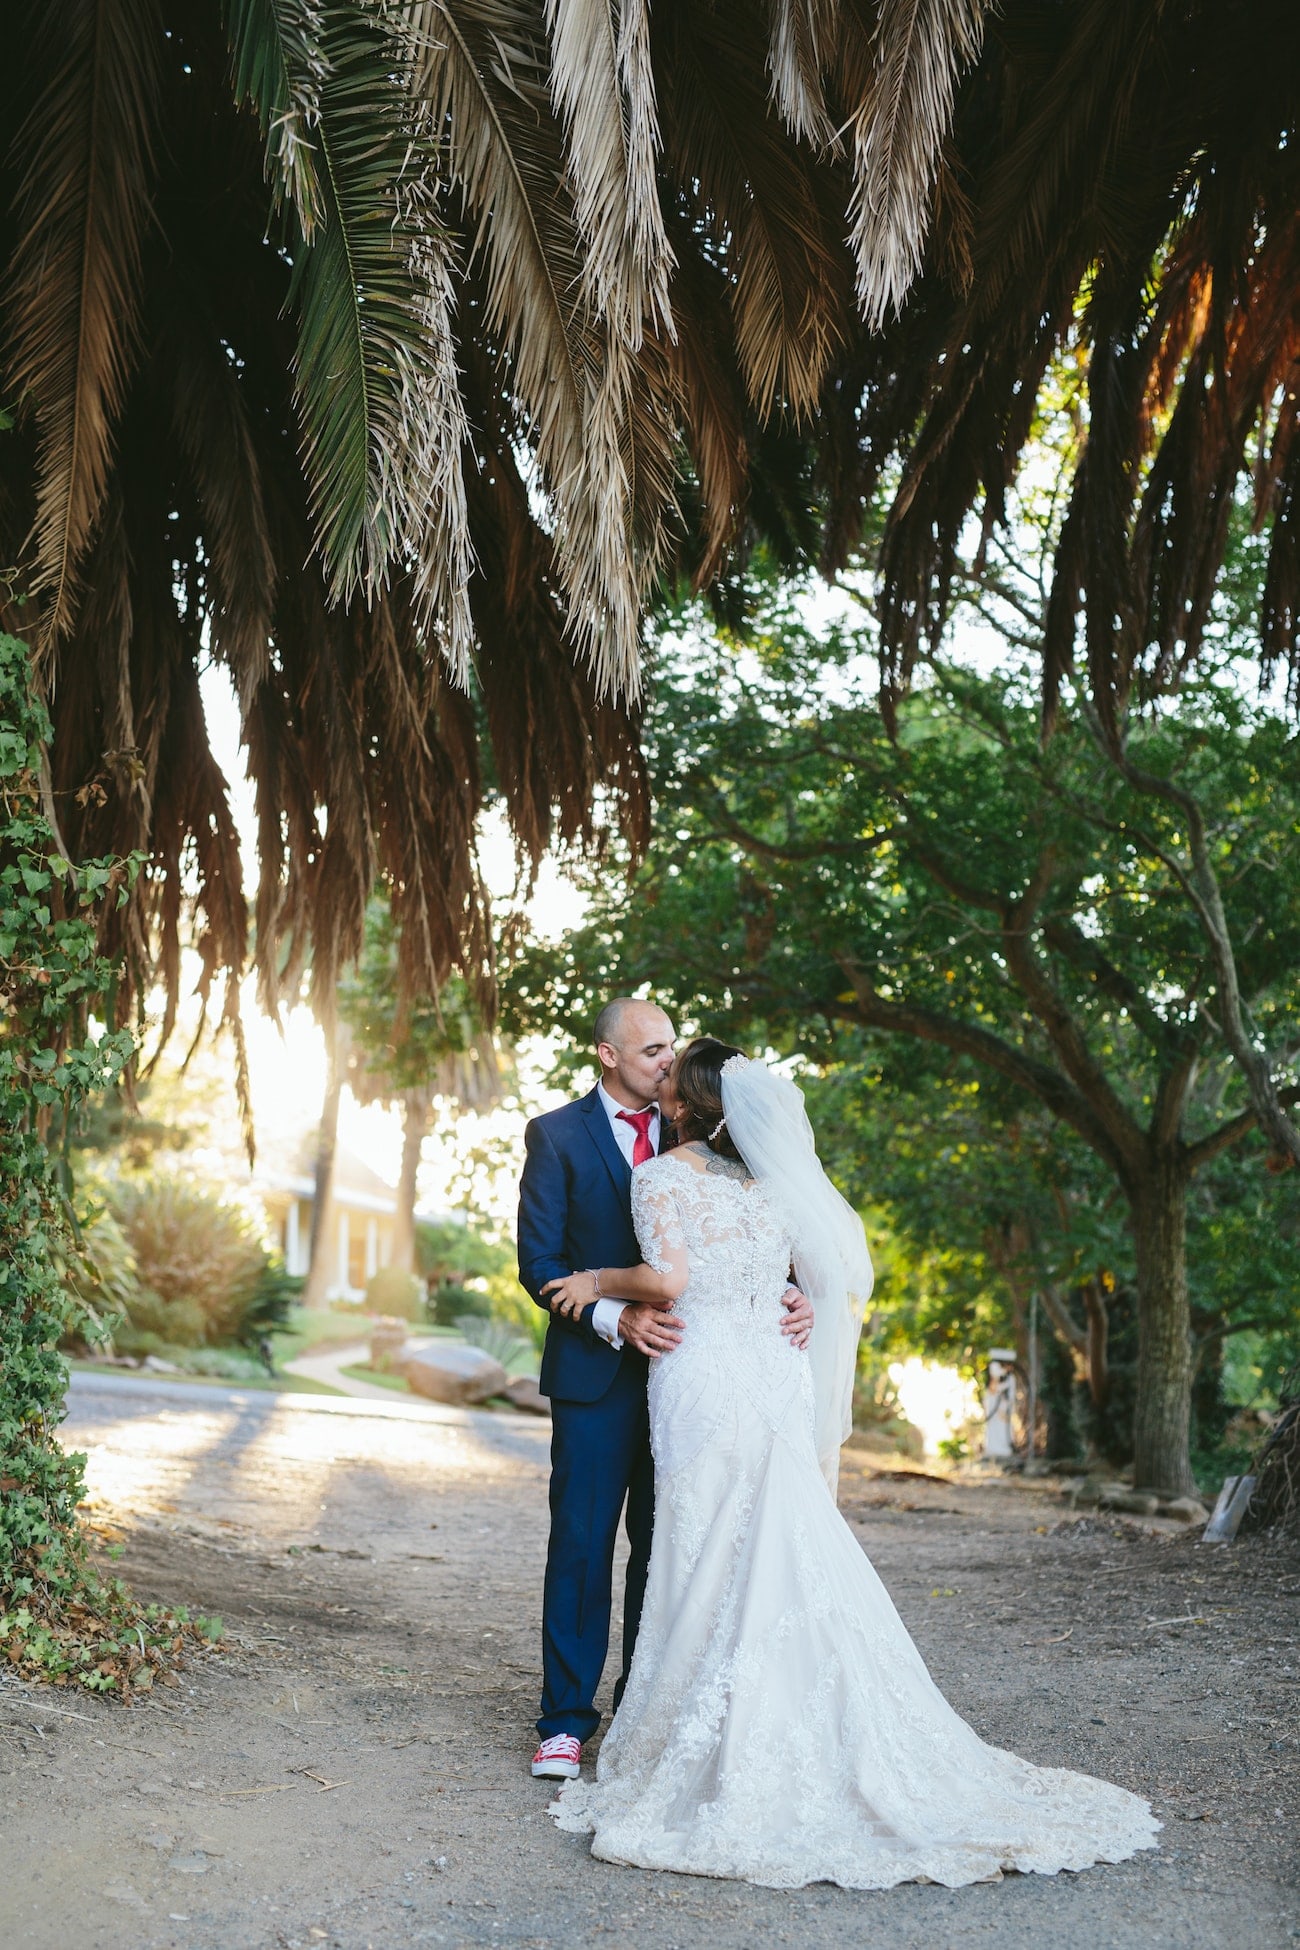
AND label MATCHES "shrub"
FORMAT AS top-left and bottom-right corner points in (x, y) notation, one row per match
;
(365, 1266), (425, 1320)
(109, 1177), (293, 1349)
(427, 1278), (490, 1326)
(454, 1315), (538, 1378)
